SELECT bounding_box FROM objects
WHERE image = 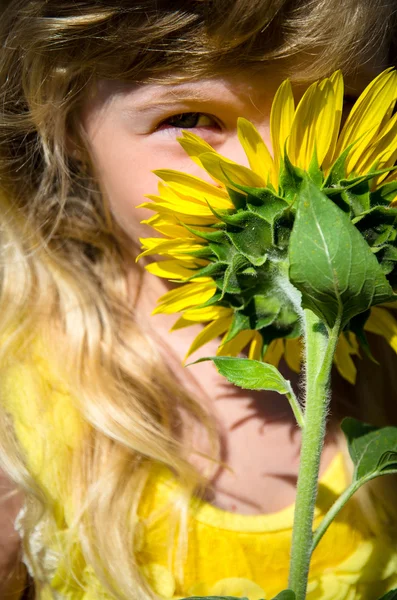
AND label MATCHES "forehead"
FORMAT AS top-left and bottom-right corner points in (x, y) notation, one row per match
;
(84, 61), (385, 118)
